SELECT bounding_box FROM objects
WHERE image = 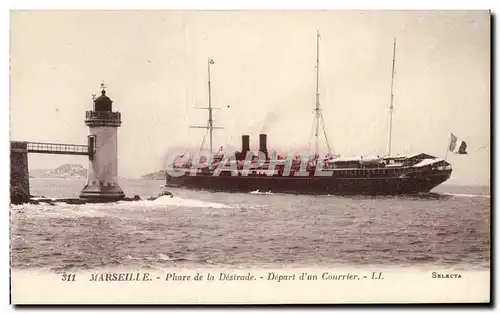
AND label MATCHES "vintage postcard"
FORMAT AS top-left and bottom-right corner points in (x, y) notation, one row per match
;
(10, 10), (490, 304)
